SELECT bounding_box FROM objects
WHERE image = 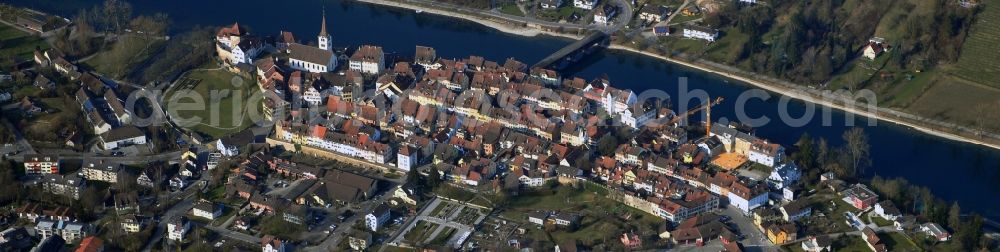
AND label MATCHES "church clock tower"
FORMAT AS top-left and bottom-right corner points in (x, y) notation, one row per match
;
(318, 9), (331, 51)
